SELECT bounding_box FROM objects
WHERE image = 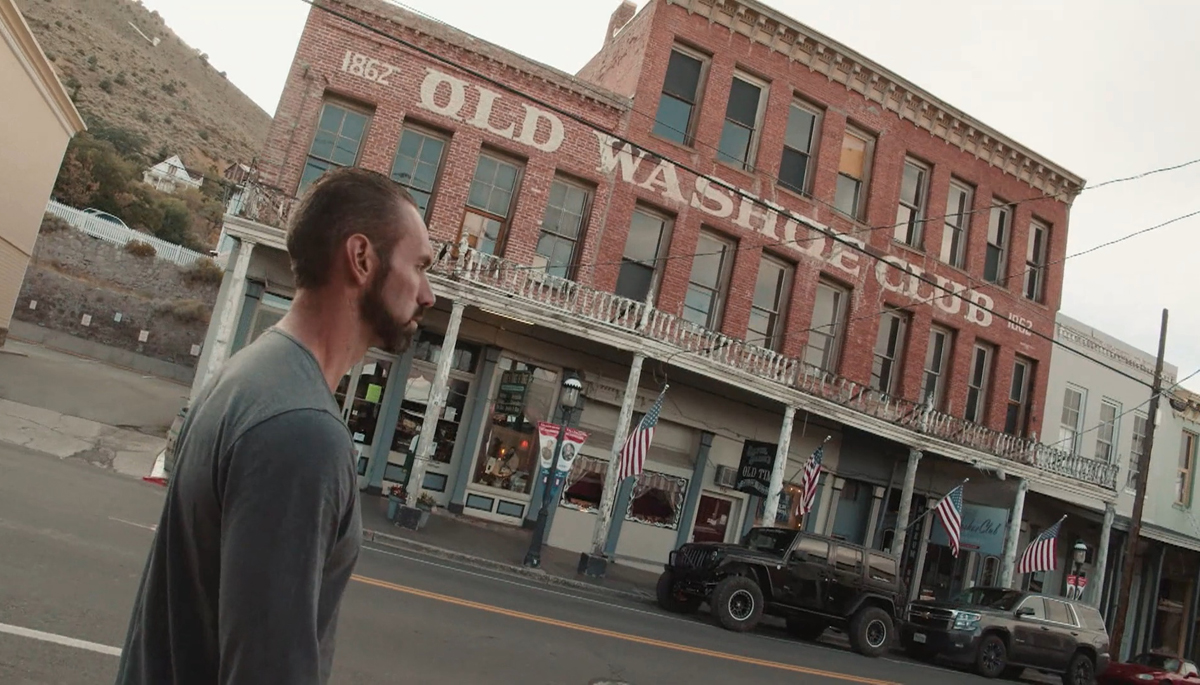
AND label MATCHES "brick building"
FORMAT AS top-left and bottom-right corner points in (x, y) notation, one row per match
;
(195, 0), (1119, 594)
